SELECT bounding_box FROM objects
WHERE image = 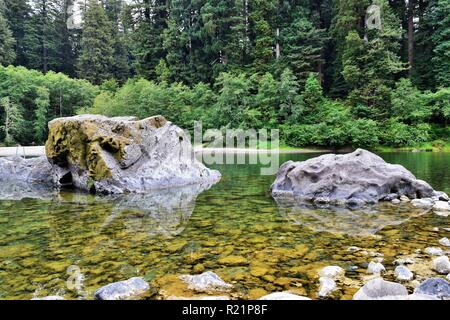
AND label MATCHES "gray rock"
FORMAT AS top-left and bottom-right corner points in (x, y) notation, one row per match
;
(0, 156), (53, 184)
(271, 149), (436, 205)
(31, 295), (64, 300)
(395, 265), (414, 281)
(424, 247), (444, 256)
(432, 256), (450, 274)
(353, 278), (408, 300)
(318, 277), (337, 298)
(319, 266), (345, 280)
(439, 237), (450, 247)
(433, 191), (450, 202)
(414, 278), (450, 299)
(367, 261), (386, 274)
(94, 277), (150, 300)
(347, 246), (360, 252)
(179, 271), (233, 293)
(43, 115), (221, 194)
(259, 292), (311, 300)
